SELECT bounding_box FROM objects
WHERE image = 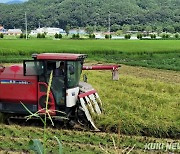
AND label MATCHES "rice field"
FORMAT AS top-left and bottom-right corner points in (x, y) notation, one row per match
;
(0, 39), (180, 53)
(0, 124), (179, 153)
(0, 39), (180, 153)
(84, 65), (180, 138)
(0, 39), (180, 71)
(0, 65), (179, 153)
